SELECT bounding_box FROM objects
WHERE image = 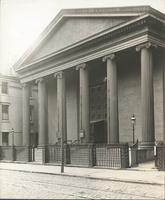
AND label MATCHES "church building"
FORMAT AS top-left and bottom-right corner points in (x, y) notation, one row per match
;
(12, 6), (165, 167)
